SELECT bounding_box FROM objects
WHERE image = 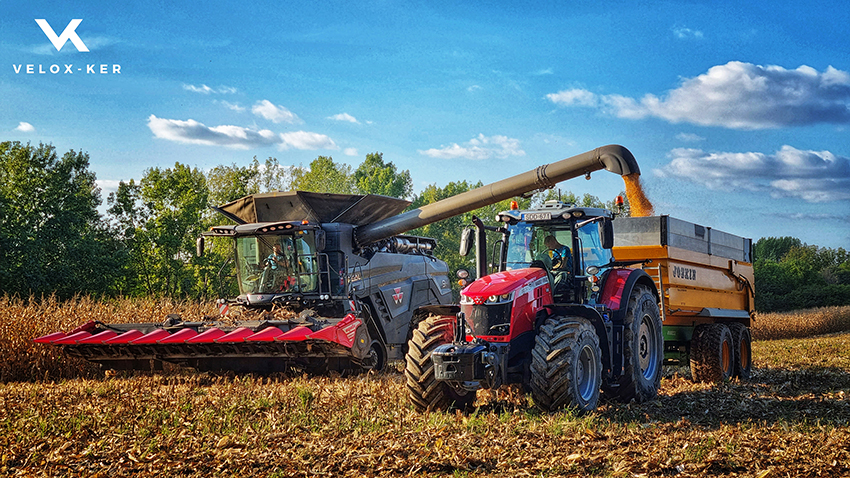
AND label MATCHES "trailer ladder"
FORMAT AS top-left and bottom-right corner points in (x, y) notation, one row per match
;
(641, 263), (667, 322)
